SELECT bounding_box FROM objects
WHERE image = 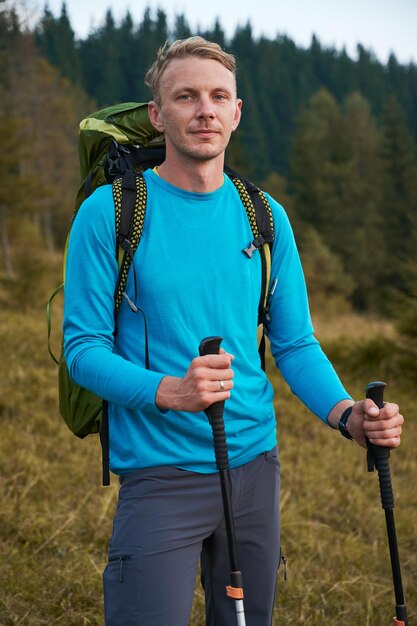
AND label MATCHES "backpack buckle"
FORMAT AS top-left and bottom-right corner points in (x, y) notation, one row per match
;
(243, 235), (265, 258)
